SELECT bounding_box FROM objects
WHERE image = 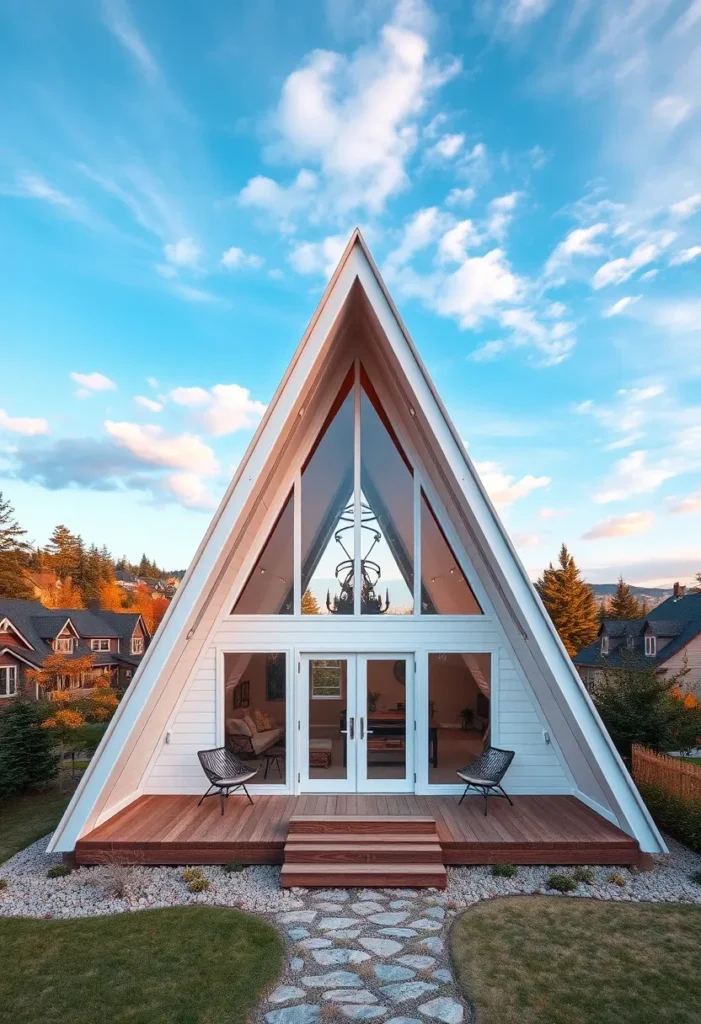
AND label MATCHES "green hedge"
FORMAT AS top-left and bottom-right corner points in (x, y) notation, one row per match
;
(637, 781), (701, 852)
